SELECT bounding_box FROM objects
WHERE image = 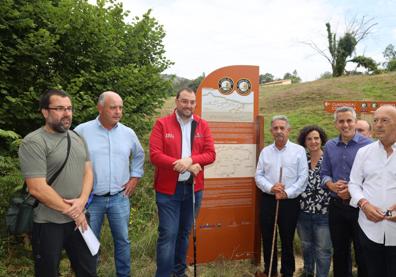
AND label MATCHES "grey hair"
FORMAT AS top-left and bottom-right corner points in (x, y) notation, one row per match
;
(334, 106), (356, 122)
(98, 91), (117, 106)
(271, 115), (290, 128)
